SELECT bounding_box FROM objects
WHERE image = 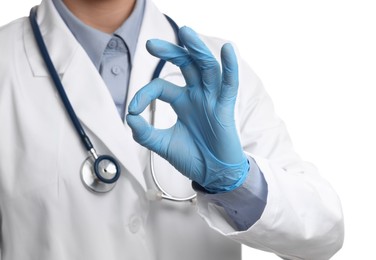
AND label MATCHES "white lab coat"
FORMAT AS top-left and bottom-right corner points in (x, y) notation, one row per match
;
(0, 0), (344, 259)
